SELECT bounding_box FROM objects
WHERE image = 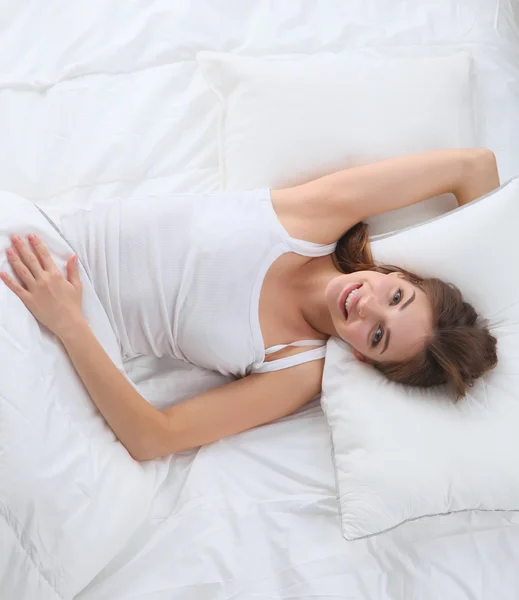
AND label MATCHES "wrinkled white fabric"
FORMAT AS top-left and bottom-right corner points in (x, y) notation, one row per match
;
(0, 195), (163, 600)
(0, 1), (518, 599)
